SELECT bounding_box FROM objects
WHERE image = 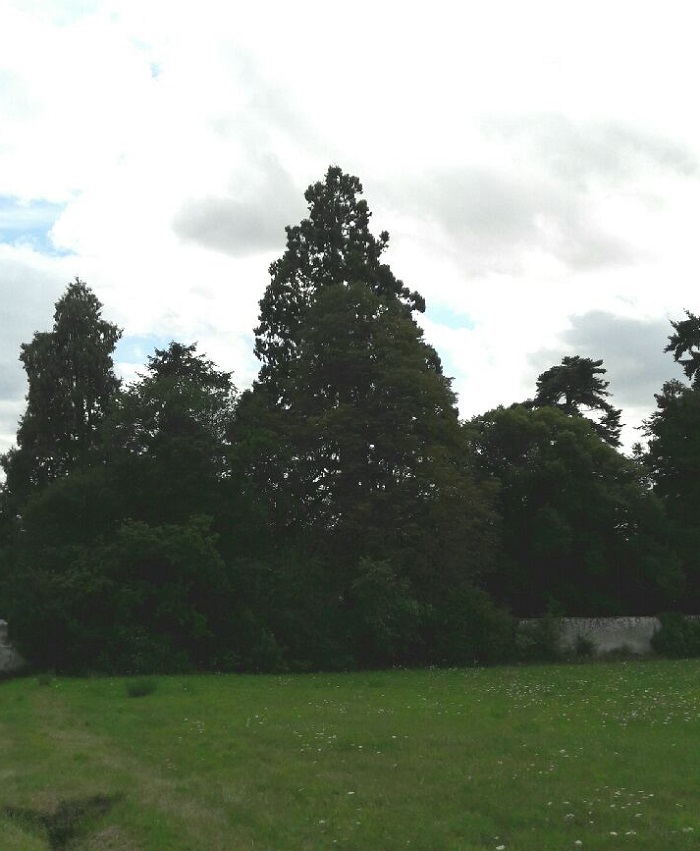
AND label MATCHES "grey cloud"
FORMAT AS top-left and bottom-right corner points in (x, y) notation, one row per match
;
(484, 114), (698, 187)
(528, 311), (686, 410)
(550, 214), (637, 270)
(423, 168), (540, 245)
(173, 158), (305, 257)
(175, 47), (323, 258)
(390, 166), (635, 272)
(384, 114), (699, 275)
(394, 115), (698, 277)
